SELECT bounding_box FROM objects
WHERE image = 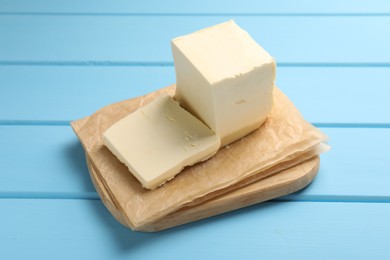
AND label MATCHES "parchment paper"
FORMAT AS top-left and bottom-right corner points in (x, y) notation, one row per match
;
(71, 85), (327, 229)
